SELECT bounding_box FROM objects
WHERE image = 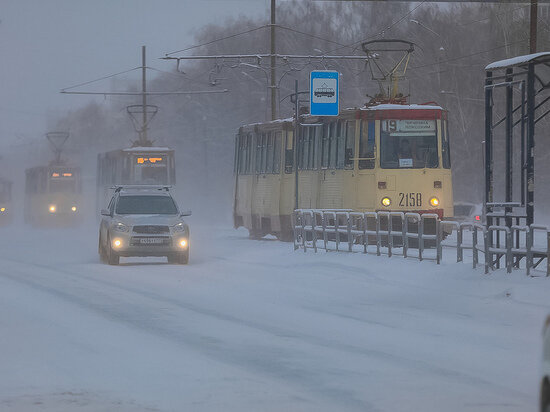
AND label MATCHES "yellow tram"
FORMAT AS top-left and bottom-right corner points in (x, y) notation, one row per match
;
(0, 178), (13, 224)
(24, 165), (82, 225)
(233, 103), (453, 240)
